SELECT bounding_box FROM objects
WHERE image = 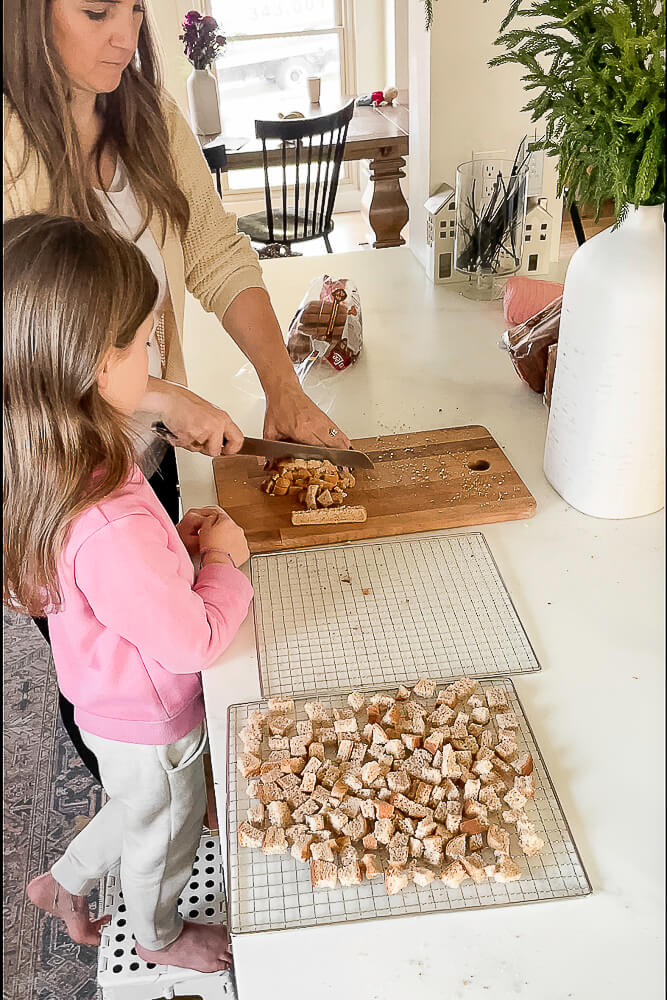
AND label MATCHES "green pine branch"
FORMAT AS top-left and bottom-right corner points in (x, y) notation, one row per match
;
(483, 0), (666, 219)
